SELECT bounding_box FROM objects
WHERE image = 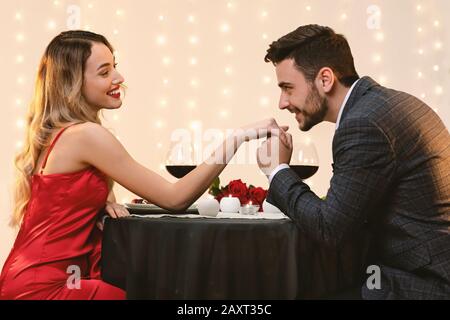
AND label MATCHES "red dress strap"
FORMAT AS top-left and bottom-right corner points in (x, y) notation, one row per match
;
(39, 124), (78, 175)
